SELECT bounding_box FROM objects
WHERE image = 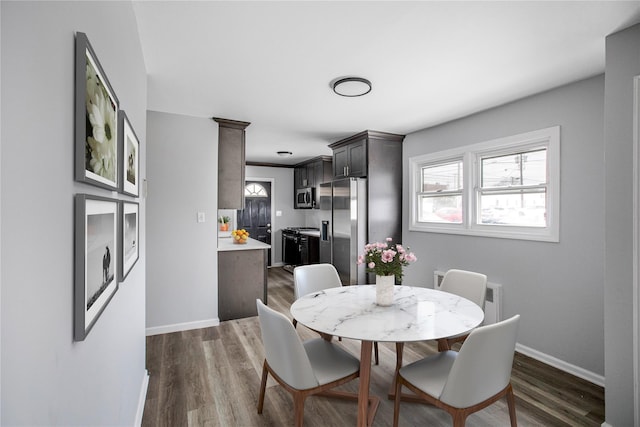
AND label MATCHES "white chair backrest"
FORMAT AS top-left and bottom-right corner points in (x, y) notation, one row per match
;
(440, 314), (520, 408)
(256, 299), (318, 390)
(440, 269), (488, 310)
(293, 264), (342, 300)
